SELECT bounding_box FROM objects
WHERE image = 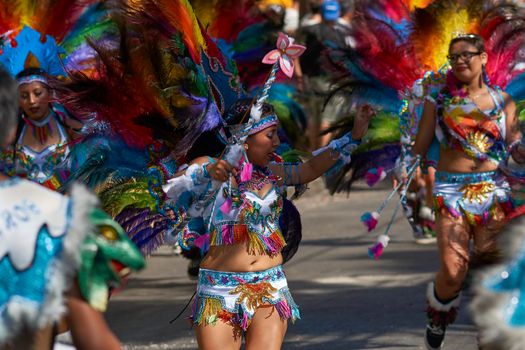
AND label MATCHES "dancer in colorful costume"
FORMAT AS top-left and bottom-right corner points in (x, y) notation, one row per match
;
(410, 33), (525, 350)
(0, 66), (145, 350)
(0, 2), (111, 192)
(163, 31), (374, 348)
(317, 2), (525, 348)
(60, 0), (308, 275)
